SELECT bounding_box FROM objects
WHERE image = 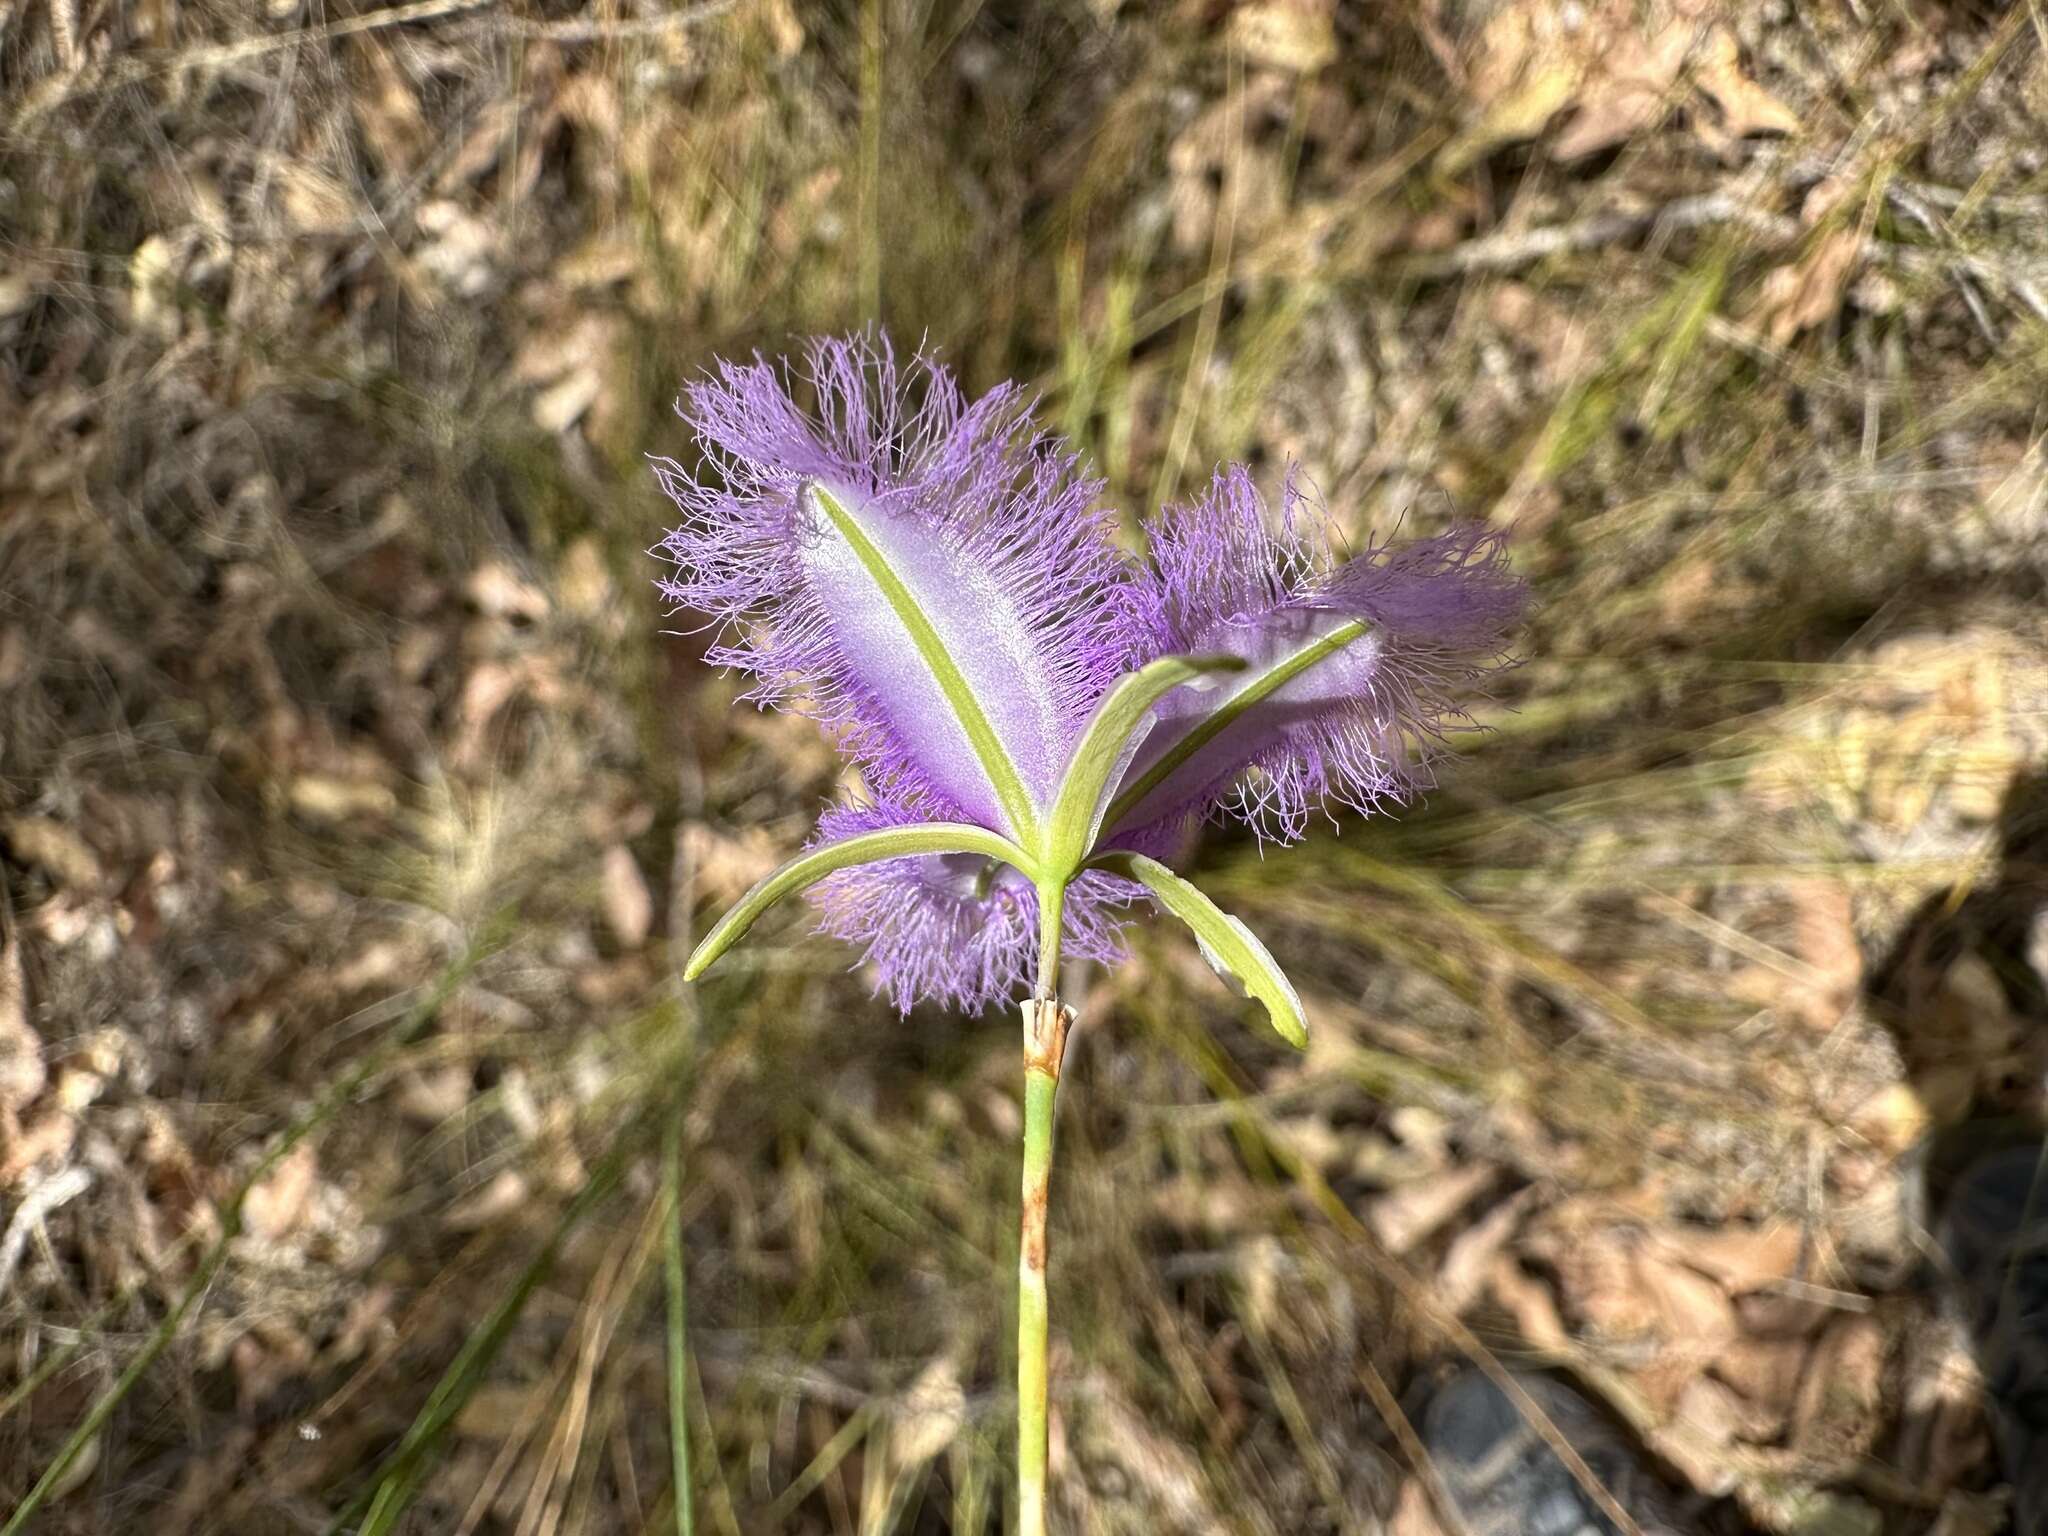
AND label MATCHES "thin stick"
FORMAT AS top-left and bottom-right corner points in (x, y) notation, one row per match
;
(1358, 1358), (1460, 1535)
